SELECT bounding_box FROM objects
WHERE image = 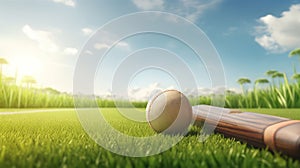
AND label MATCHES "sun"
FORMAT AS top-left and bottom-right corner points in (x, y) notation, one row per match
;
(10, 56), (42, 79)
